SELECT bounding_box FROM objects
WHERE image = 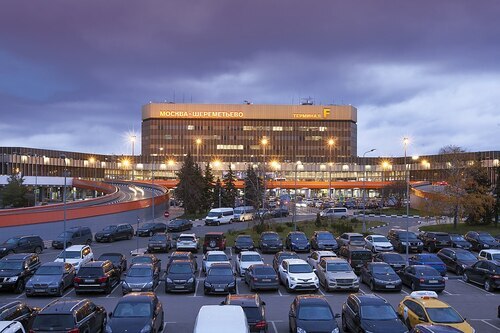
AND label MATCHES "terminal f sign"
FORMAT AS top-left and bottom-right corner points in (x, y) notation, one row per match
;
(323, 108), (331, 118)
